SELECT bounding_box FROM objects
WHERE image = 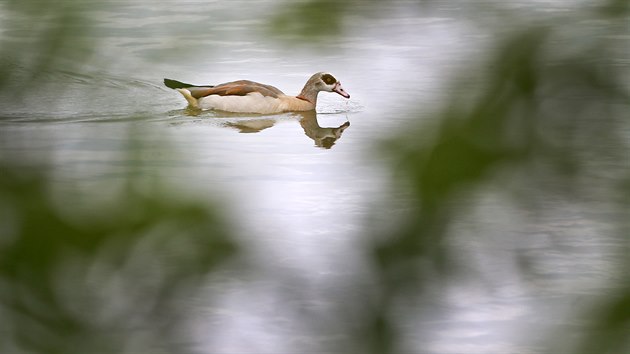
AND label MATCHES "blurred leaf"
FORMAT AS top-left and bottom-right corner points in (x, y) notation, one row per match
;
(269, 0), (347, 41)
(357, 5), (629, 353)
(0, 155), (238, 353)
